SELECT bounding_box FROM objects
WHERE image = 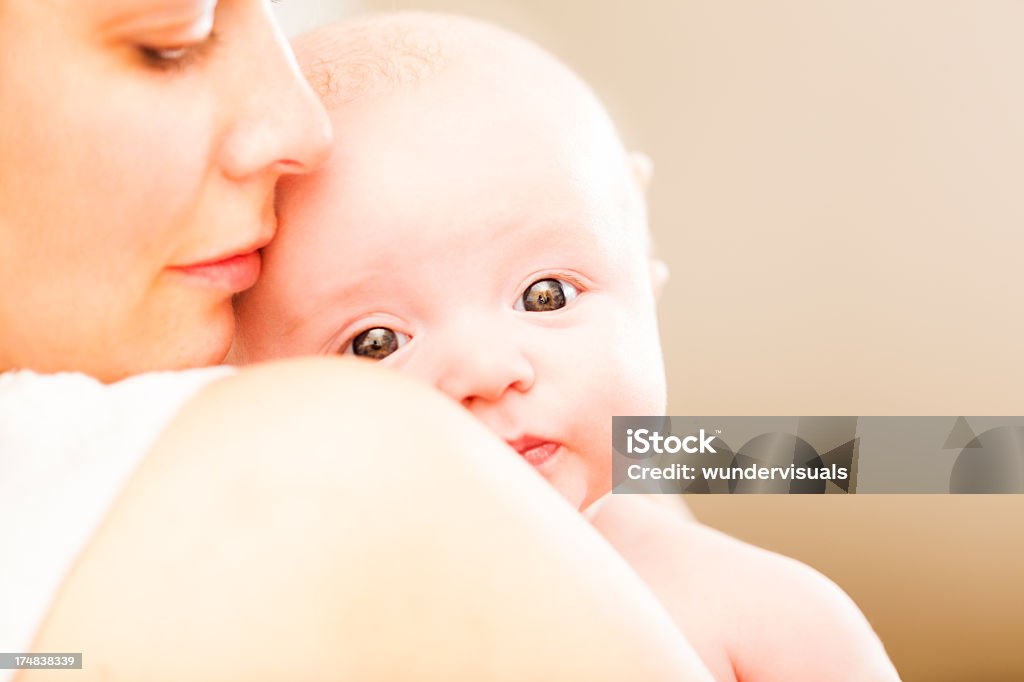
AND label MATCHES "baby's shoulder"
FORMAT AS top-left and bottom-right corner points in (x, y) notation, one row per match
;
(592, 496), (898, 681)
(706, 533), (898, 681)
